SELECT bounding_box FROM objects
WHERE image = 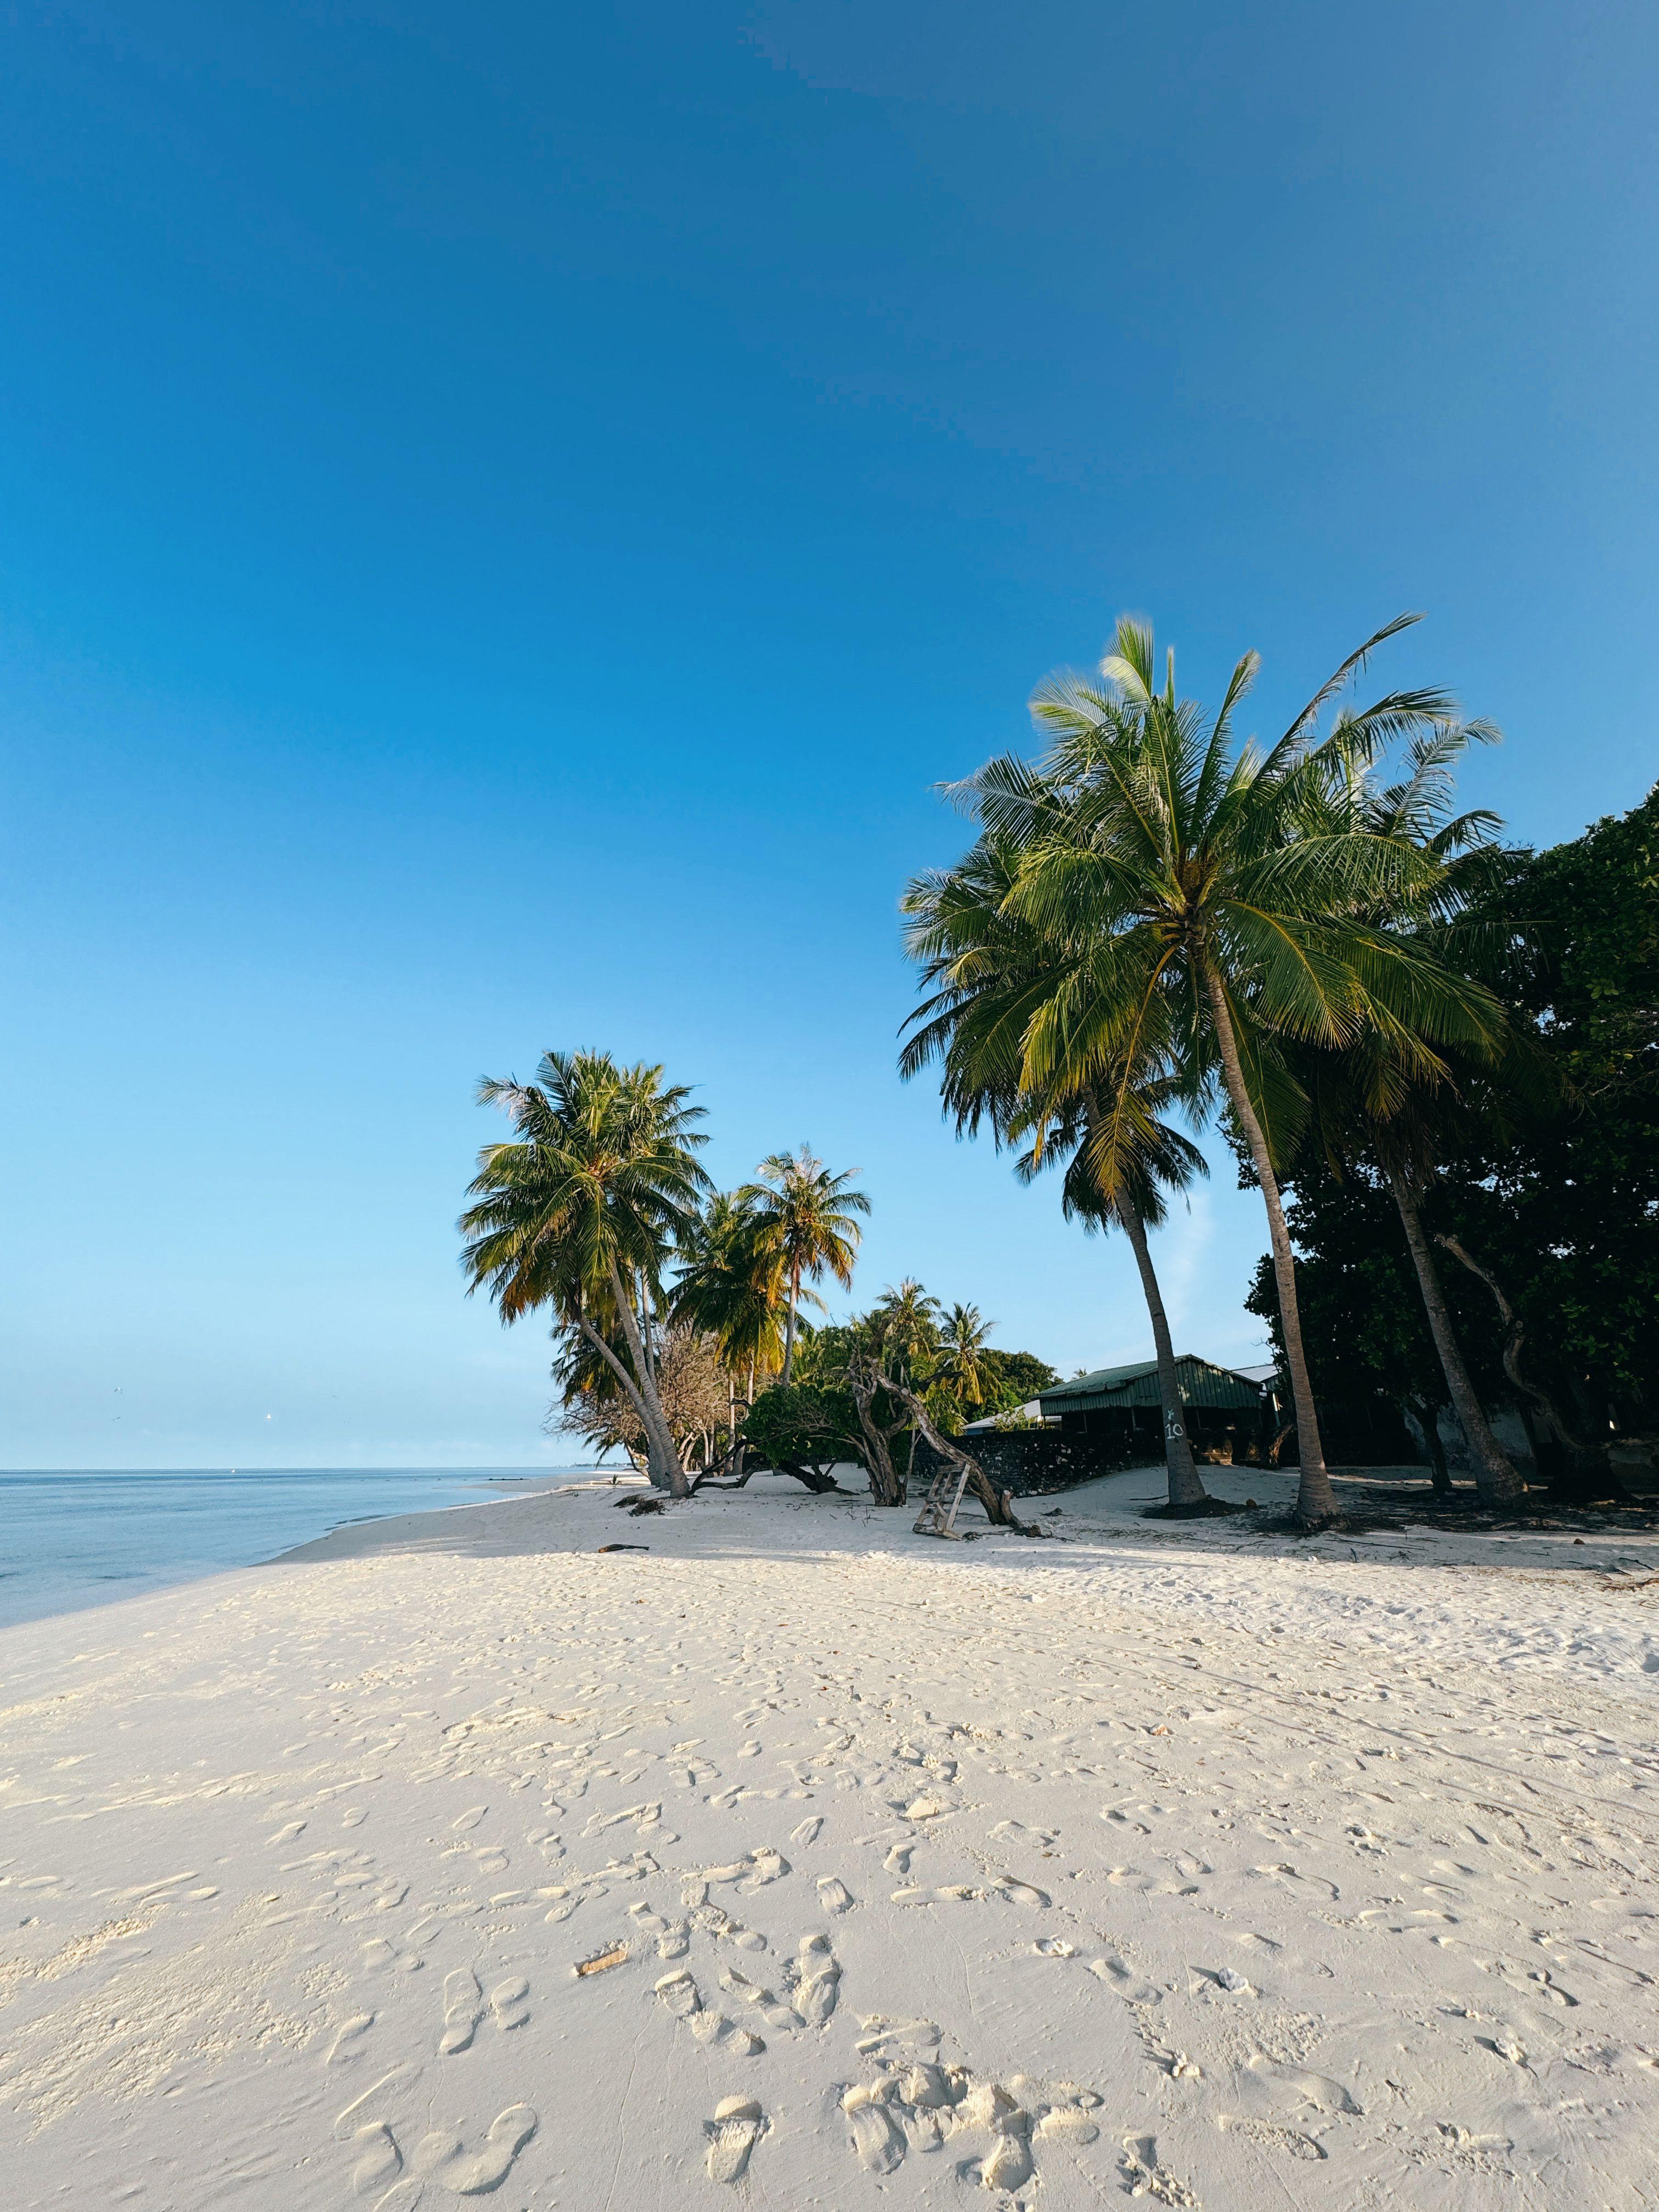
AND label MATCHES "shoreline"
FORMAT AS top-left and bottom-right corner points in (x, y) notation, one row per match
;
(1, 1470), (1655, 2208)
